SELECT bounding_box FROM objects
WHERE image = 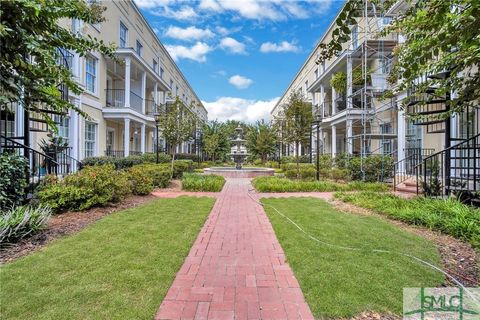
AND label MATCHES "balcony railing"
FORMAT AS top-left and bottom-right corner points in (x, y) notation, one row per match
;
(145, 99), (156, 115)
(105, 89), (143, 114)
